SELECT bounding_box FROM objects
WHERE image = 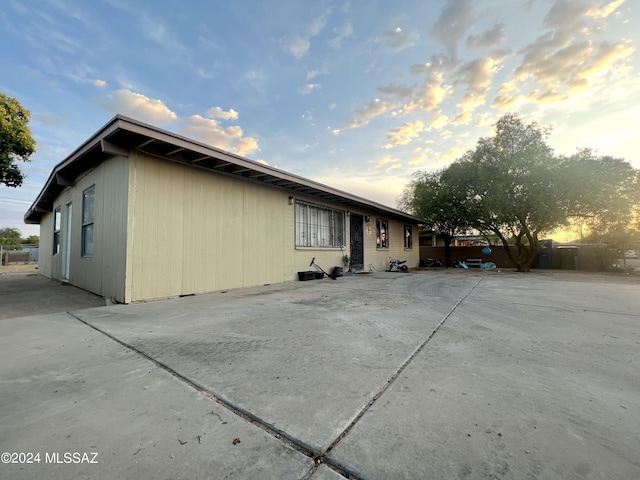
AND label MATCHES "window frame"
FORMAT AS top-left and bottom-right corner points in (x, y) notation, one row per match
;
(376, 218), (389, 249)
(81, 185), (95, 258)
(295, 200), (345, 248)
(53, 207), (61, 255)
(404, 225), (413, 249)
